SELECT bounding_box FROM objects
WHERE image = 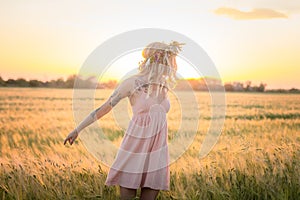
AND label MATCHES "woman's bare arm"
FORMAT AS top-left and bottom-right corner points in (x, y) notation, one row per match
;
(64, 78), (132, 145)
(73, 89), (125, 132)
